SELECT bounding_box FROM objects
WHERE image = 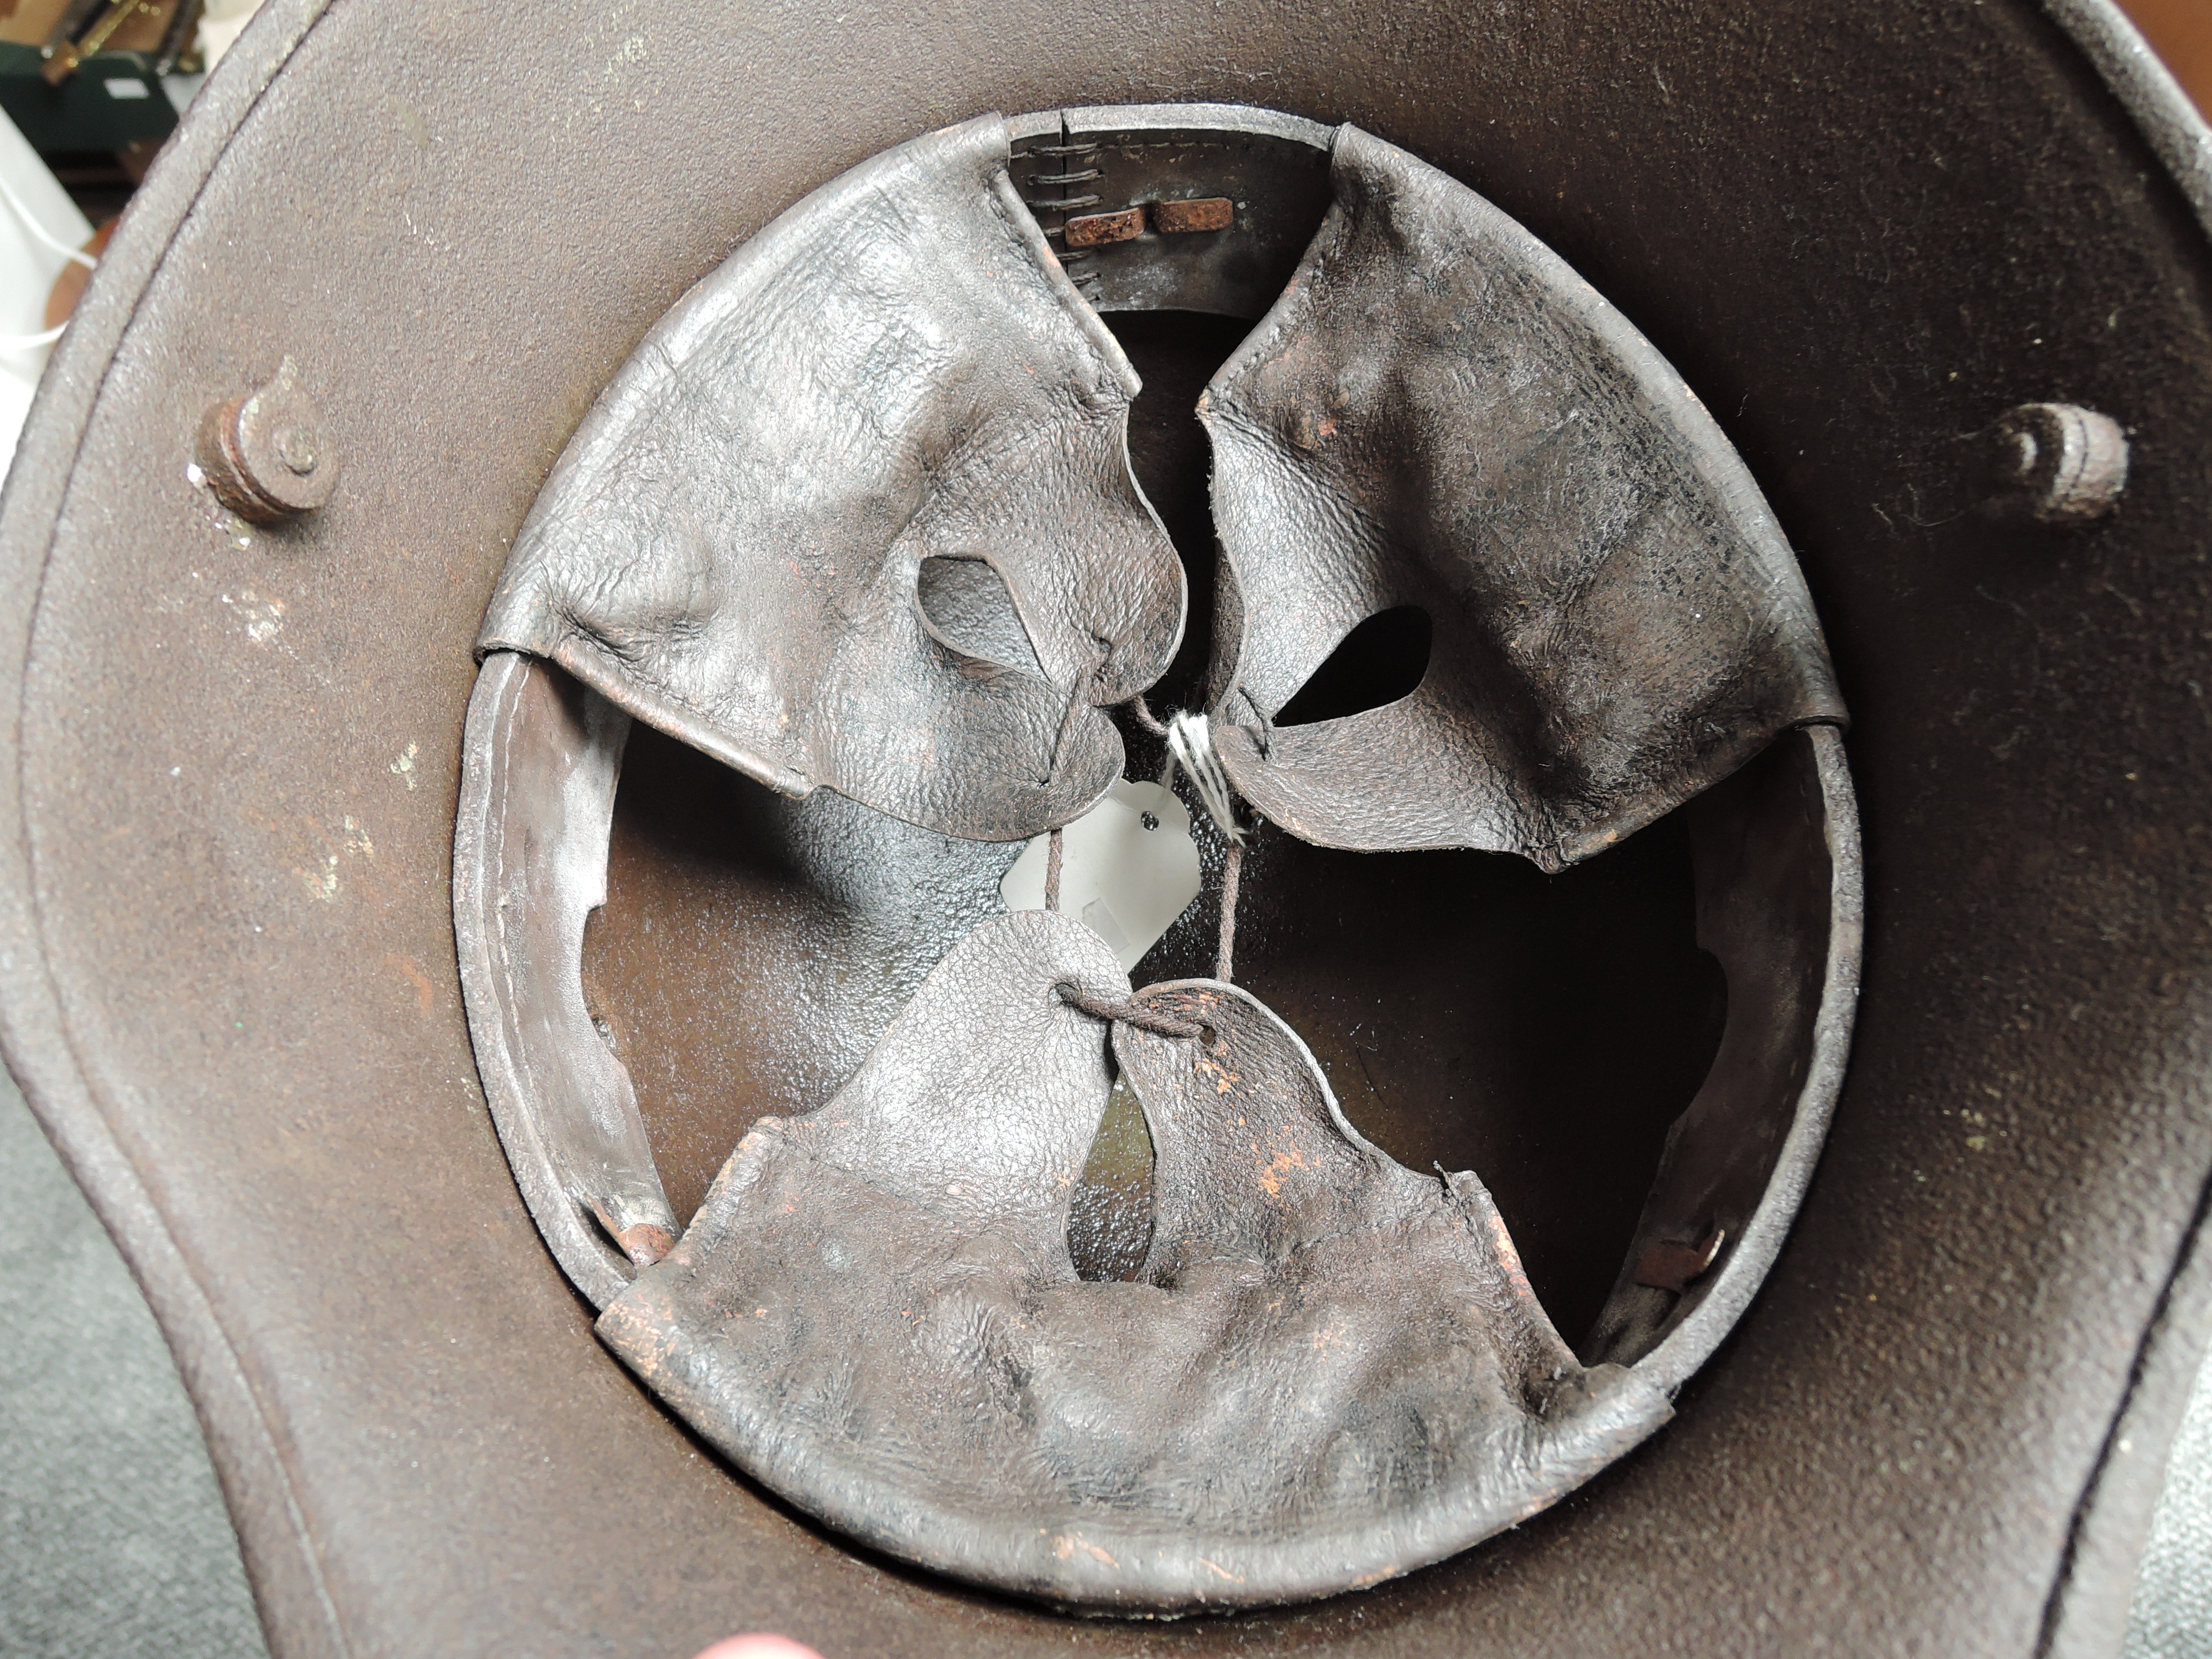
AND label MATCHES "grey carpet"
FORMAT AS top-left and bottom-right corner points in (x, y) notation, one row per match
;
(1, 1065), (2207, 1656)
(0, 1074), (267, 1659)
